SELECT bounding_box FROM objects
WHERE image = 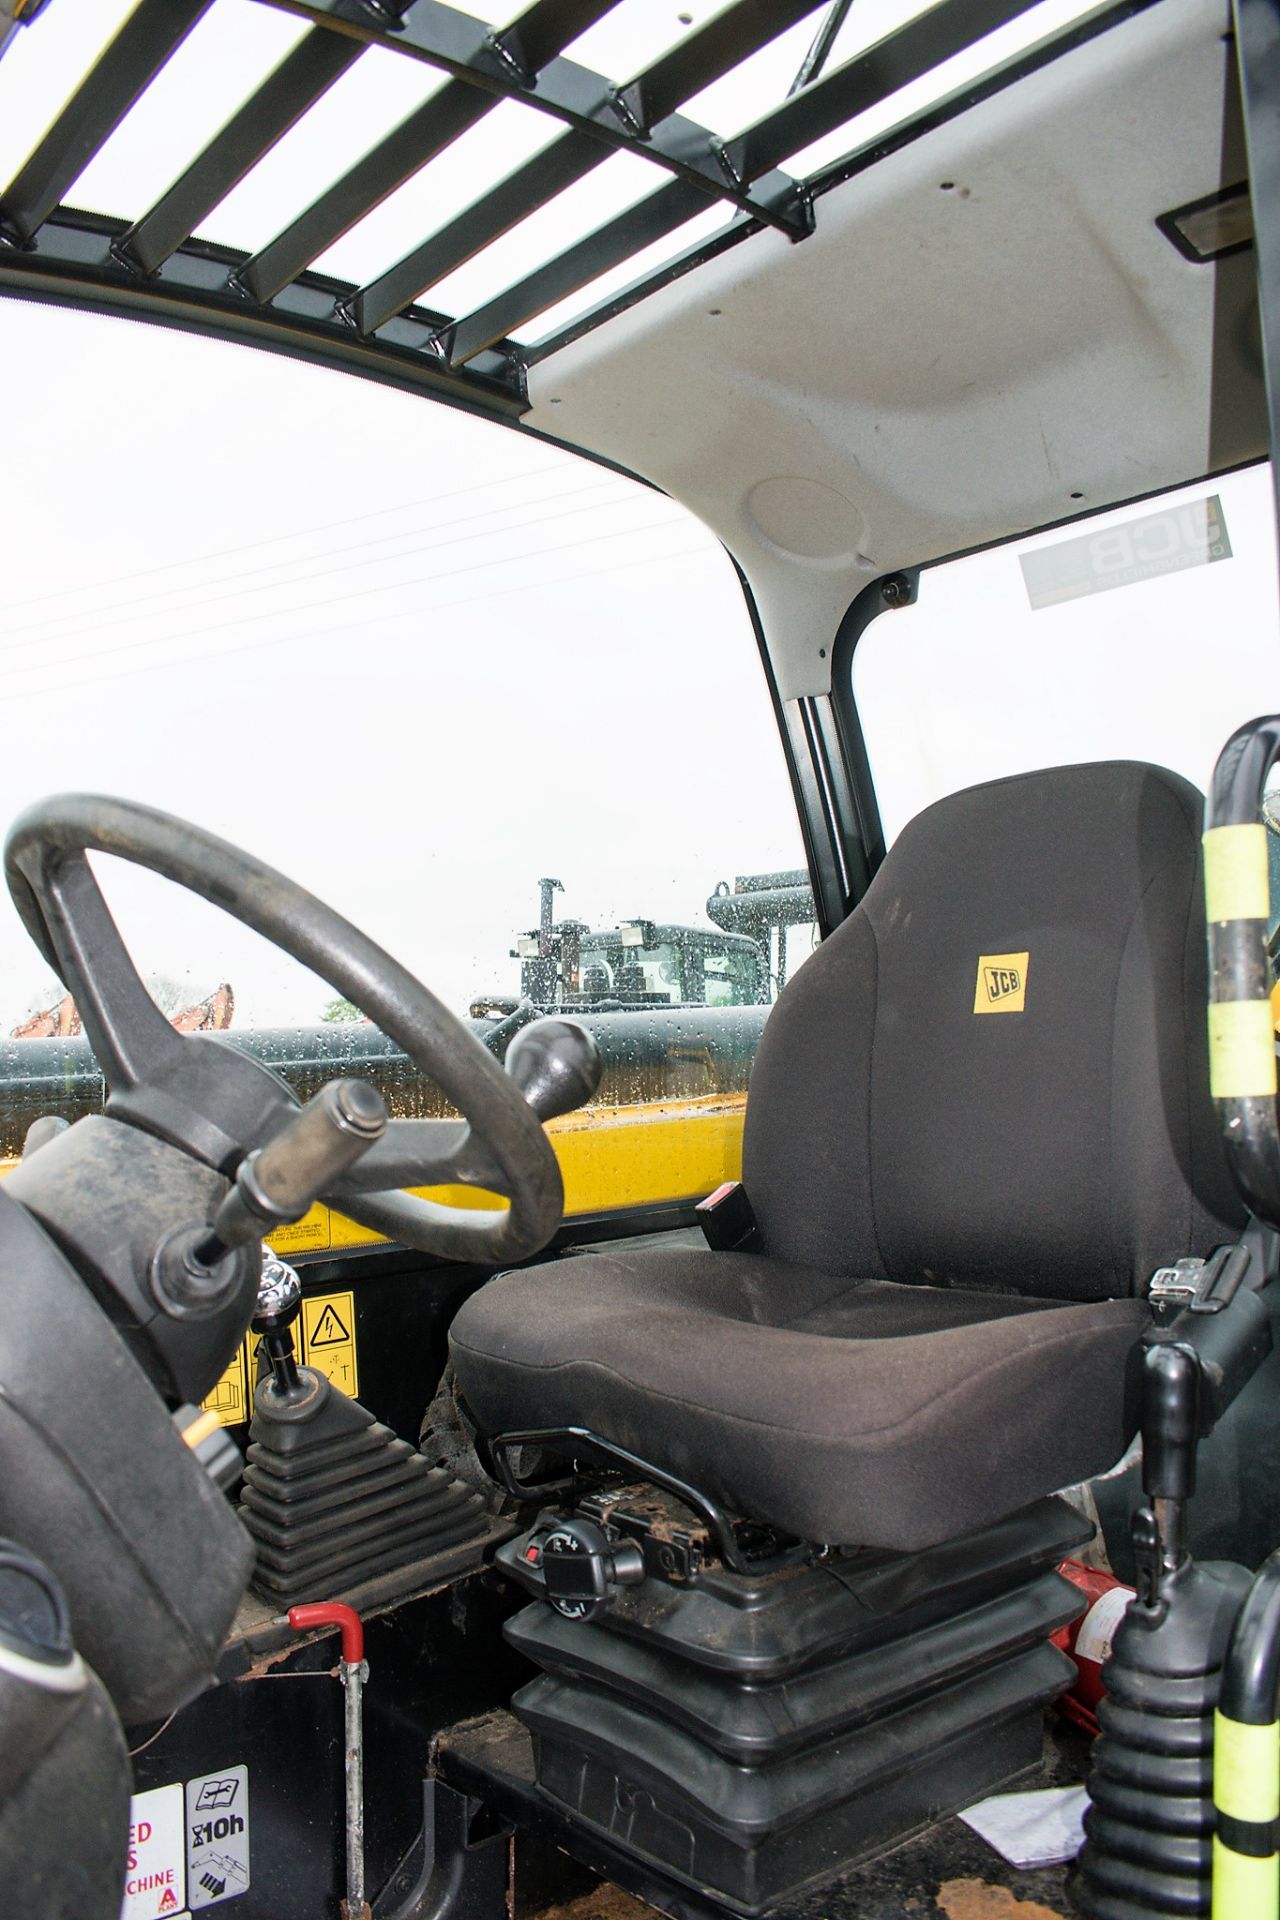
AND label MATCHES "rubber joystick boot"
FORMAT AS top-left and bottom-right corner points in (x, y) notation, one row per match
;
(1074, 1554), (1251, 1918)
(238, 1255), (489, 1607)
